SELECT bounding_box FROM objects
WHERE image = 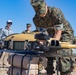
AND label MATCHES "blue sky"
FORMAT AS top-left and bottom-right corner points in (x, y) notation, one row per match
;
(0, 0), (76, 53)
(0, 0), (76, 35)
